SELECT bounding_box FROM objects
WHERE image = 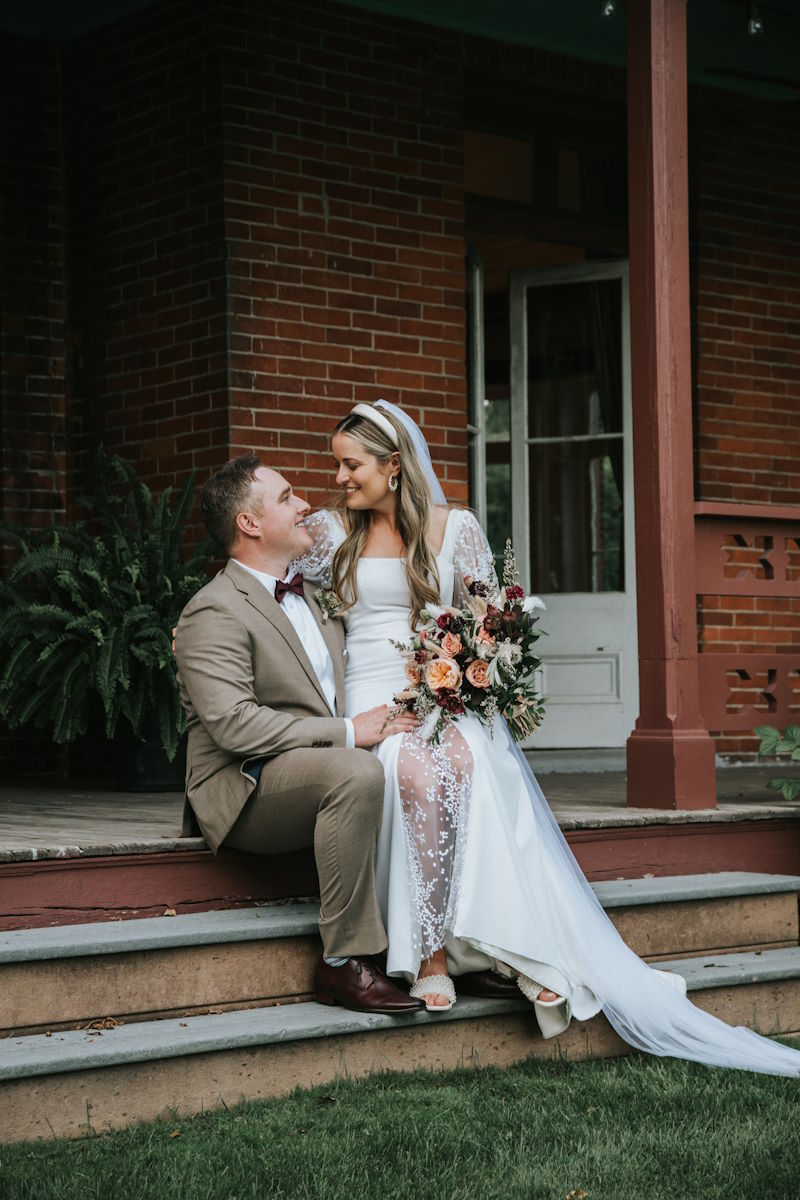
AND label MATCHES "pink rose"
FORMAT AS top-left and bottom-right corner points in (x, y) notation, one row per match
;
(405, 662), (423, 685)
(465, 659), (490, 689)
(426, 657), (462, 691)
(441, 631), (463, 658)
